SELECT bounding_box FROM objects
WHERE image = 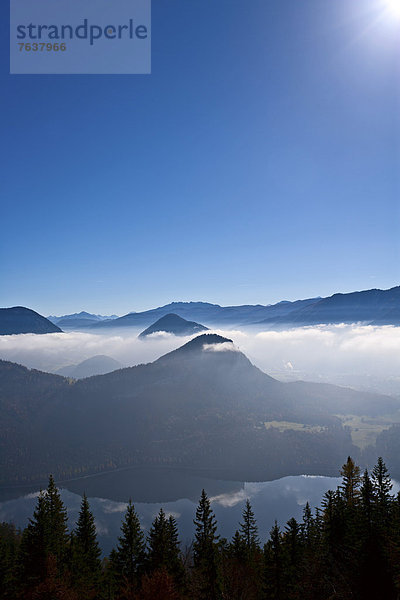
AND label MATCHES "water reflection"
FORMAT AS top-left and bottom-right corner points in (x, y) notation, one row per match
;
(0, 474), (352, 555)
(3, 471), (397, 556)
